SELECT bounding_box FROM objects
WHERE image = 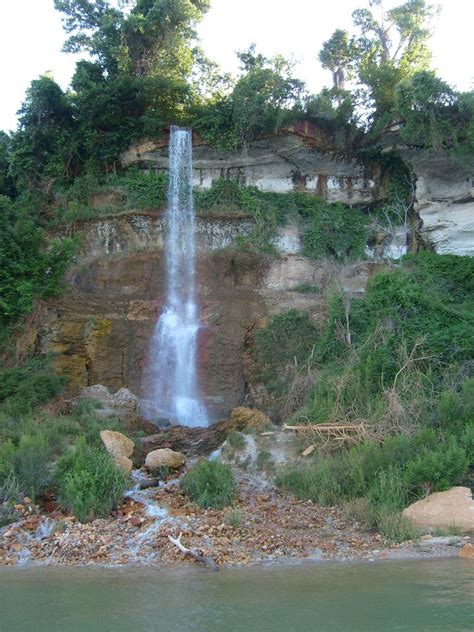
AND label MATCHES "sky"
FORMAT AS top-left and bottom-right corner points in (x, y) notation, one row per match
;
(0, 0), (472, 132)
